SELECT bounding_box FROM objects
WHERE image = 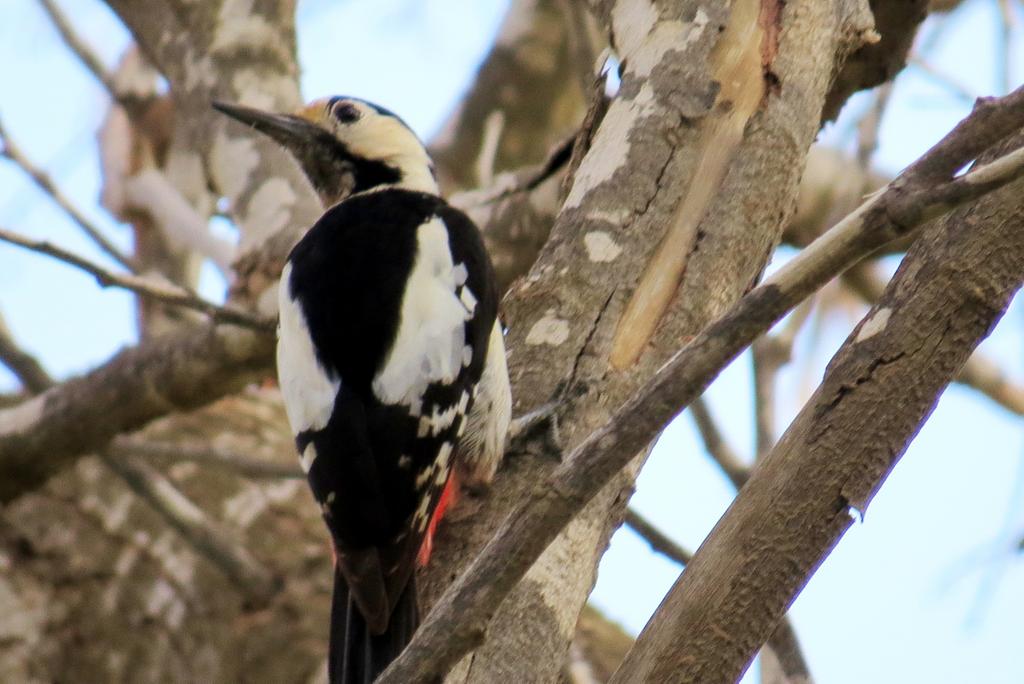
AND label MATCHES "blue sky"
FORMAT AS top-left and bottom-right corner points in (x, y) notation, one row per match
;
(1, 1), (1022, 682)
